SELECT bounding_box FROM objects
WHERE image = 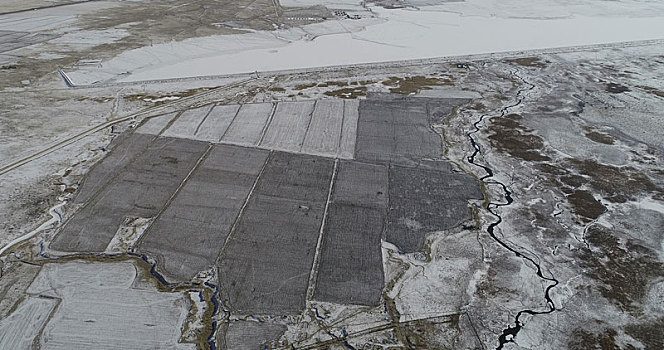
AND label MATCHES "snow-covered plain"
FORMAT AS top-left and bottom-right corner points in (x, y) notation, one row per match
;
(280, 0), (364, 10)
(65, 0), (664, 84)
(26, 261), (194, 349)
